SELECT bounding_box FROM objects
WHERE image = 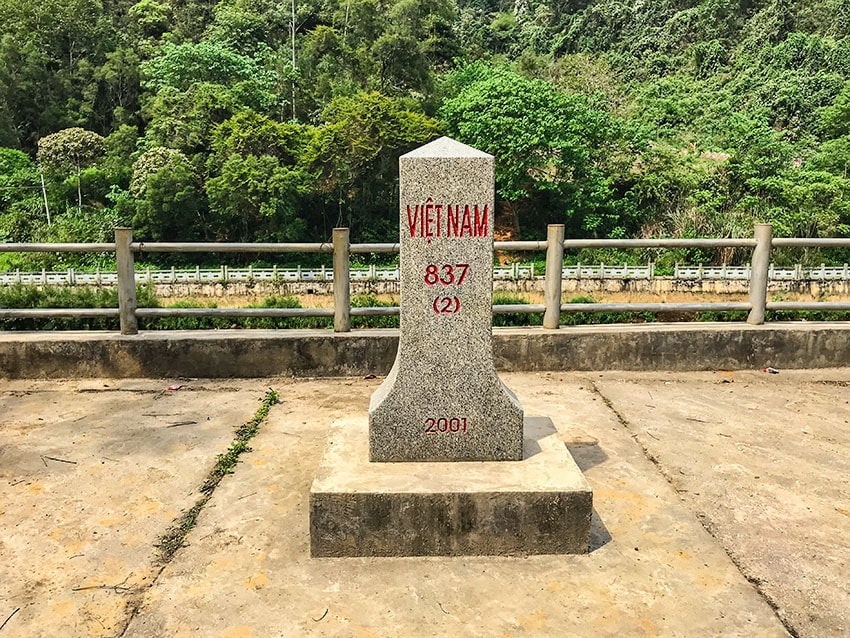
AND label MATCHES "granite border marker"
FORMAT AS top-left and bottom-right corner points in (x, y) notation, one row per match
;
(309, 137), (592, 556)
(368, 137), (524, 462)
